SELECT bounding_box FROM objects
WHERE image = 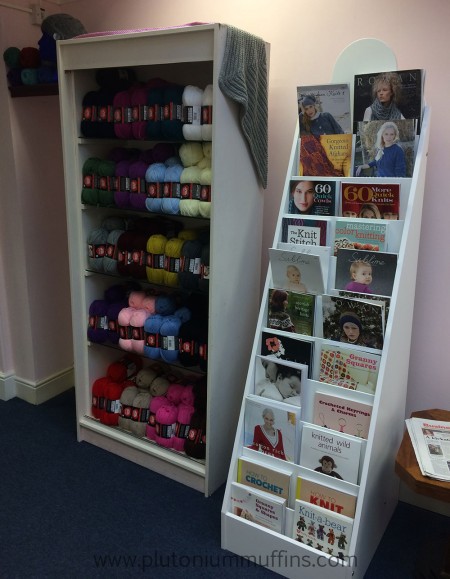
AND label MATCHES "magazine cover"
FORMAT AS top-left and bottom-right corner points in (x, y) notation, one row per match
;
(334, 289), (391, 324)
(269, 248), (324, 295)
(318, 340), (381, 395)
(287, 179), (338, 216)
(254, 354), (306, 406)
(299, 423), (363, 484)
(296, 476), (357, 518)
(334, 218), (388, 255)
(230, 481), (286, 533)
(237, 455), (292, 500)
(320, 294), (384, 351)
(267, 288), (316, 336)
(281, 217), (328, 246)
(353, 119), (416, 178)
(313, 390), (373, 439)
(244, 394), (301, 463)
(297, 84), (351, 136)
(340, 181), (400, 220)
(292, 499), (354, 558)
(353, 69), (424, 125)
(334, 248), (398, 297)
(260, 330), (314, 375)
